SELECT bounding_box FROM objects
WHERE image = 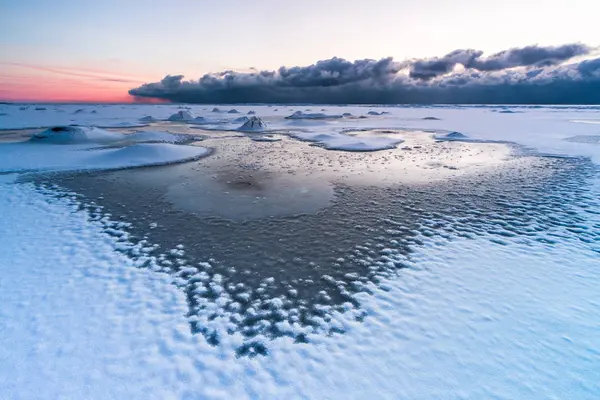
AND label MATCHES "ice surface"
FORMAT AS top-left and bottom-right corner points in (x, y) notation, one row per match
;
(1, 175), (598, 399)
(2, 104), (600, 161)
